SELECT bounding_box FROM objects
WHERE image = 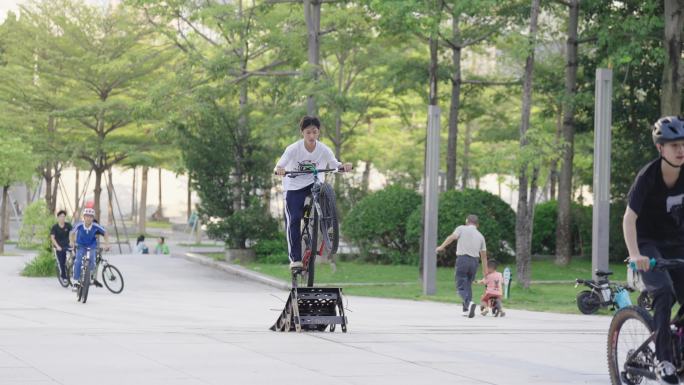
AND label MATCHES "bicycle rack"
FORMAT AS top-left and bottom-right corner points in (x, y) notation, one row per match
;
(270, 287), (348, 332)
